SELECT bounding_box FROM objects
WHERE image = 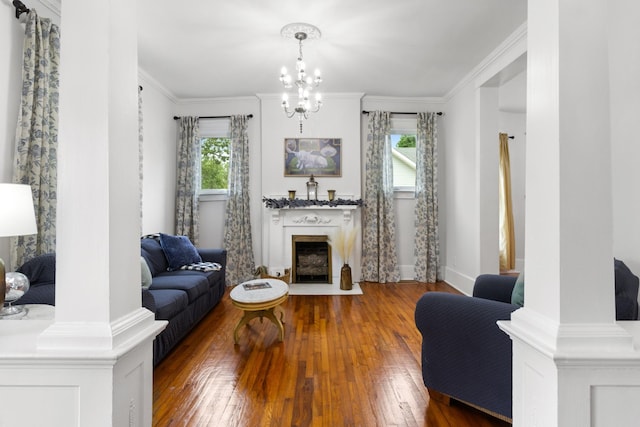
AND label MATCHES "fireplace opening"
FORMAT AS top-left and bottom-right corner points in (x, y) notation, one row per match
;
(292, 235), (332, 284)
